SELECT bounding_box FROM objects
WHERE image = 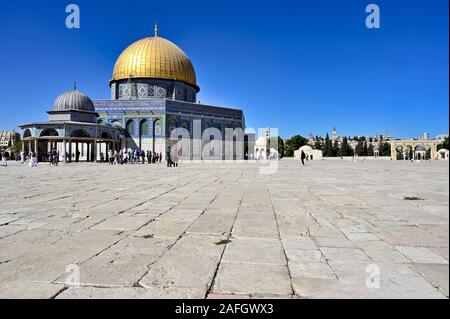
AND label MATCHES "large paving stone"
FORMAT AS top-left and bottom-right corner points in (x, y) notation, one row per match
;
(212, 262), (292, 296)
(187, 210), (237, 236)
(396, 246), (449, 264)
(56, 286), (205, 299)
(55, 236), (174, 287)
(221, 238), (286, 265)
(139, 235), (224, 293)
(0, 281), (65, 299)
(133, 218), (191, 239)
(289, 261), (335, 279)
(91, 214), (152, 231)
(320, 247), (370, 261)
(412, 263), (449, 297)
